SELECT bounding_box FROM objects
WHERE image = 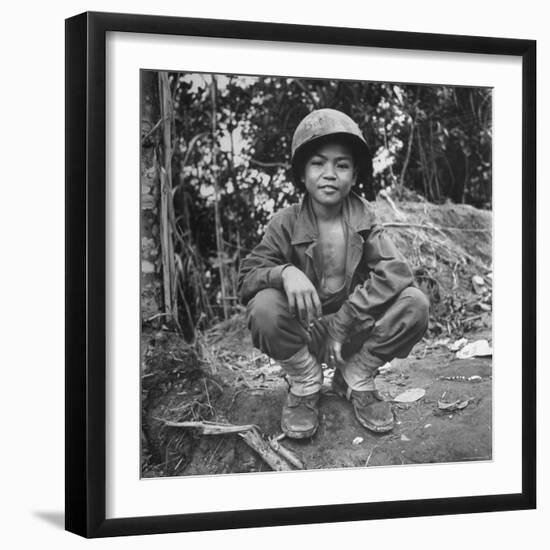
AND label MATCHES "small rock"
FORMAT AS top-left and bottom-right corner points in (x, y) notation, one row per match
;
(400, 434), (411, 441)
(352, 437), (364, 446)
